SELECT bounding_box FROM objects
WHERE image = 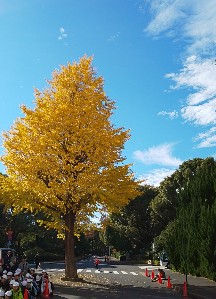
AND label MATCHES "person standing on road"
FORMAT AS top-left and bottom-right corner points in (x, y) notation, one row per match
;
(35, 275), (41, 296)
(25, 278), (37, 299)
(18, 256), (29, 276)
(40, 275), (54, 298)
(11, 281), (23, 299)
(28, 268), (36, 280)
(3, 250), (13, 272)
(5, 290), (12, 299)
(0, 274), (10, 292)
(13, 269), (24, 285)
(0, 289), (5, 299)
(94, 258), (99, 269)
(7, 272), (13, 283)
